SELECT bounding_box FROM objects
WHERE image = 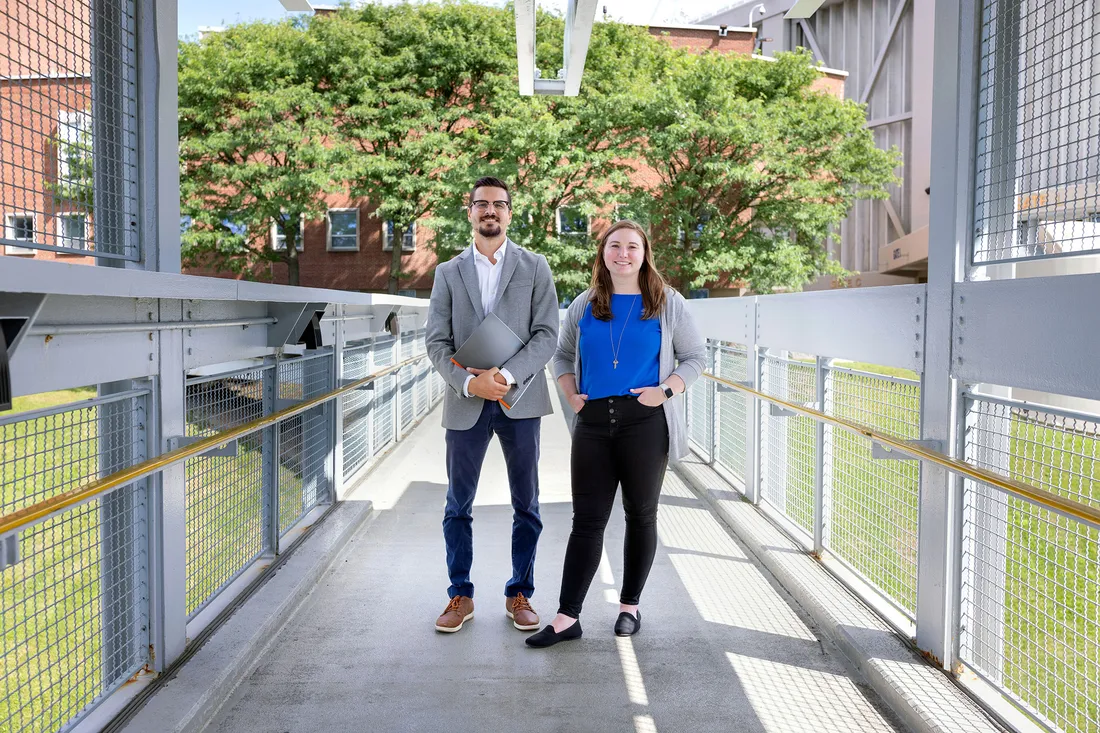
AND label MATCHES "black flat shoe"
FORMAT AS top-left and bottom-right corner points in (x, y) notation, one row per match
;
(614, 610), (641, 637)
(525, 620), (583, 648)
